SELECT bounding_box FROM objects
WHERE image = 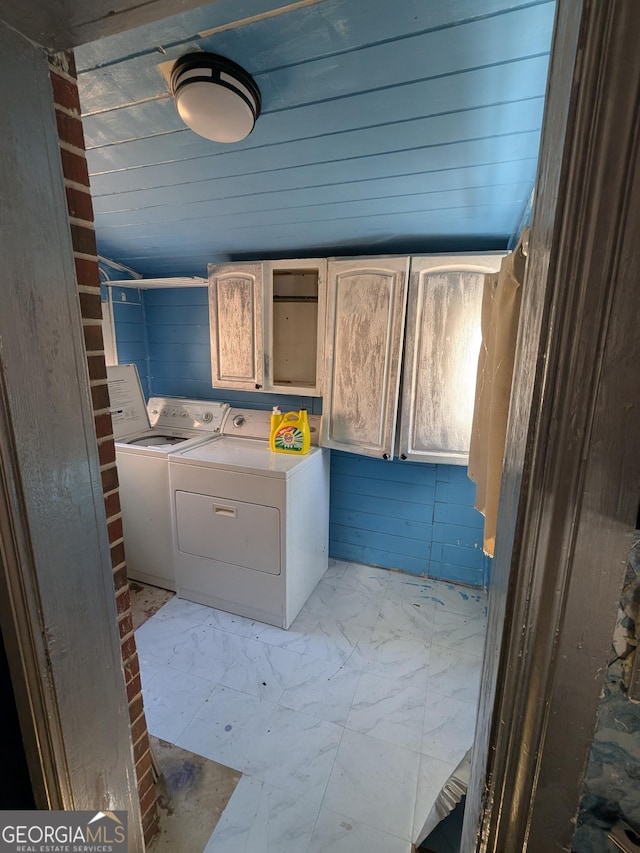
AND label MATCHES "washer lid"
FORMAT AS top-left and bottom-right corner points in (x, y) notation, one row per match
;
(106, 364), (150, 440)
